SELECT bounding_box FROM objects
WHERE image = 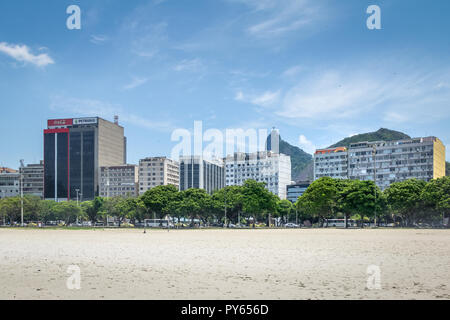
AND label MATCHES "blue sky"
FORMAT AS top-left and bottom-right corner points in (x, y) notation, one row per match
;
(1, 0), (449, 168)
